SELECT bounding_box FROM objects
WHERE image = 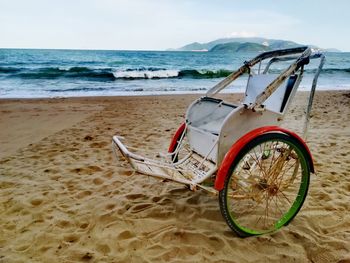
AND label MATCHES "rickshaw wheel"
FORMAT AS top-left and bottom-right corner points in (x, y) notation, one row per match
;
(219, 133), (310, 237)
